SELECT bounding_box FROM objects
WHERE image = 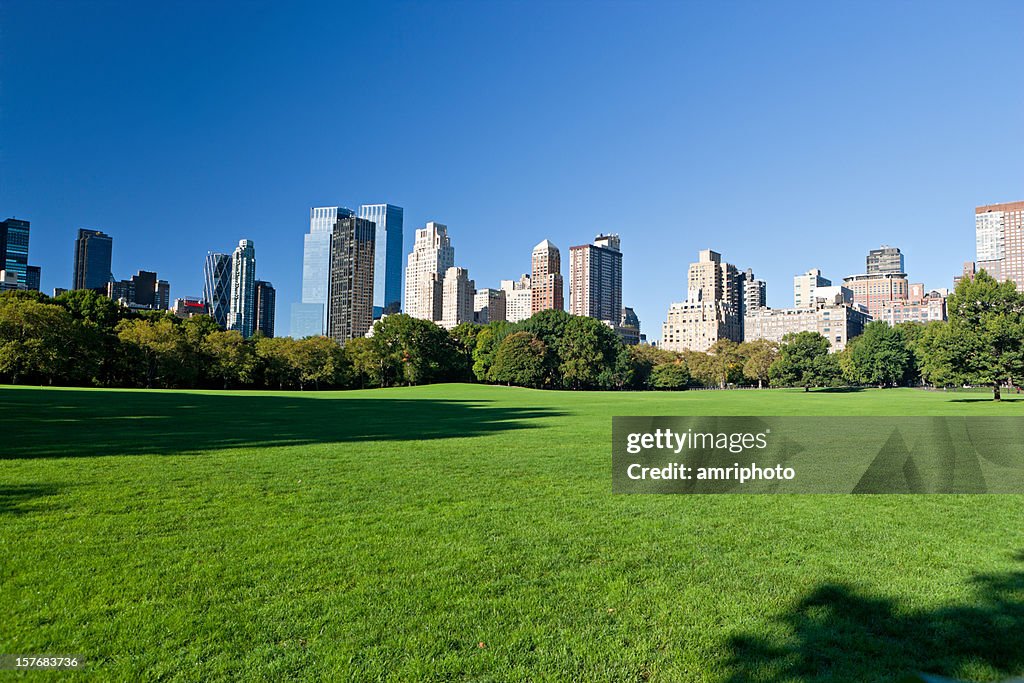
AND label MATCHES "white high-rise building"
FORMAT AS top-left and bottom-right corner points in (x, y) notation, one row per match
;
(793, 268), (831, 308)
(291, 206), (353, 337)
(441, 266), (475, 330)
(228, 239), (257, 338)
(405, 222), (454, 322)
(500, 274), (532, 322)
